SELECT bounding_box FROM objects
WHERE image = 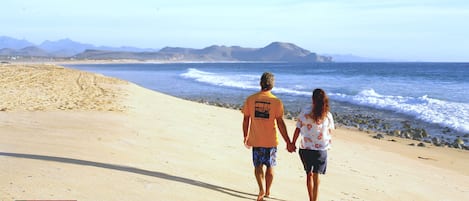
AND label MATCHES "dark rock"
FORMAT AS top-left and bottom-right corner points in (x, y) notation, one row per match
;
(402, 121), (411, 129)
(386, 130), (394, 136)
(417, 142), (426, 147)
(431, 137), (441, 146)
(402, 131), (411, 139)
(412, 132), (423, 140)
(285, 112), (293, 120)
(373, 133), (384, 139)
(382, 123), (390, 130)
(421, 129), (428, 138)
(455, 137), (464, 145)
